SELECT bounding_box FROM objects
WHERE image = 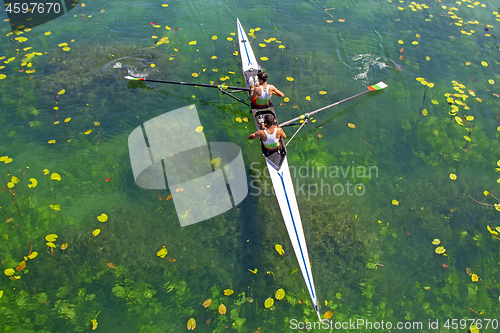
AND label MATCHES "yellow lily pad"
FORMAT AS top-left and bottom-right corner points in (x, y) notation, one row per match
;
(219, 304), (226, 314)
(471, 274), (478, 282)
(449, 173), (457, 180)
(275, 244), (285, 255)
(275, 288), (285, 300)
(97, 214), (108, 222)
(264, 297), (274, 308)
(51, 173), (61, 181)
(91, 318), (98, 330)
(28, 178), (37, 188)
(392, 199), (399, 206)
(92, 229), (100, 237)
(187, 318), (196, 330)
(45, 234), (58, 242)
(224, 289), (234, 296)
(157, 246), (168, 258)
(435, 246), (446, 254)
(487, 225), (499, 235)
(16, 261), (26, 271)
(4, 268), (15, 276)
